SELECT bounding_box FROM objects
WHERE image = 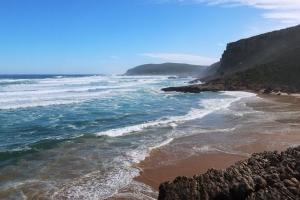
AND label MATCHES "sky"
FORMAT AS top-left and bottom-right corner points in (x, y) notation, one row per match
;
(0, 0), (300, 74)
